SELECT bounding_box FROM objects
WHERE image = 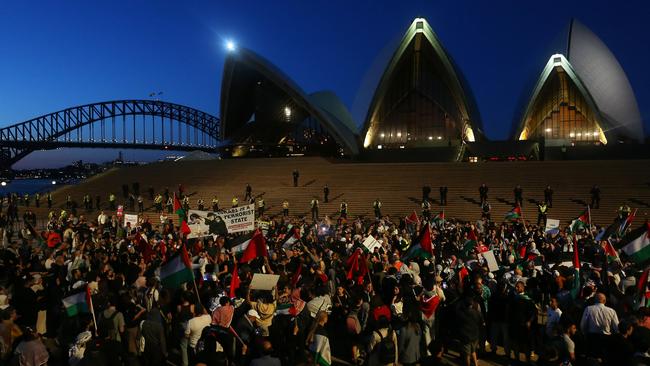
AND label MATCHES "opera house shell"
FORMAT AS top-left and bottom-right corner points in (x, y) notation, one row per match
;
(362, 18), (483, 151)
(219, 47), (359, 157)
(514, 19), (644, 146)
